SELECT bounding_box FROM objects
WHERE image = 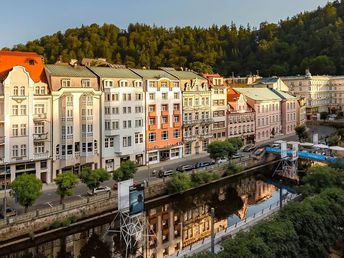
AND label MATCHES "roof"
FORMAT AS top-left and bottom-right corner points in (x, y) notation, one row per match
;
(271, 89), (297, 100)
(89, 67), (141, 79)
(130, 69), (177, 80)
(227, 87), (241, 102)
(45, 64), (96, 78)
(257, 77), (279, 84)
(234, 87), (282, 101)
(0, 51), (46, 83)
(162, 70), (205, 80)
